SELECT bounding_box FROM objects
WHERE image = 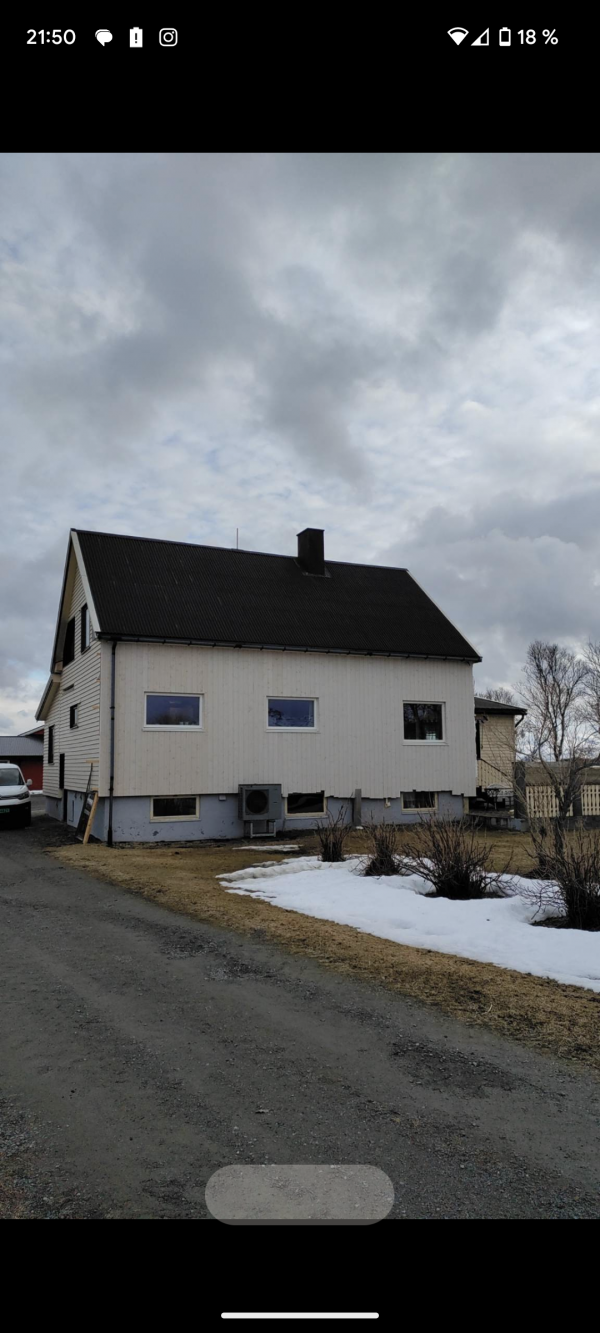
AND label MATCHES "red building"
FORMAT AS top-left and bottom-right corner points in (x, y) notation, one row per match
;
(0, 726), (44, 789)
